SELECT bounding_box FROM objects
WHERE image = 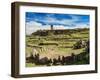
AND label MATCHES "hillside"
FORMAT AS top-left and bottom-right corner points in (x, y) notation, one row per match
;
(26, 28), (89, 67)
